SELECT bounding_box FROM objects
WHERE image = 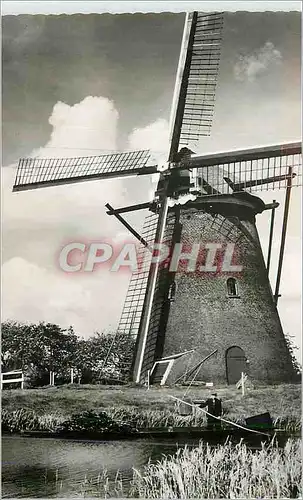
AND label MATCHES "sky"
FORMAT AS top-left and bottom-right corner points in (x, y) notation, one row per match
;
(2, 11), (301, 358)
